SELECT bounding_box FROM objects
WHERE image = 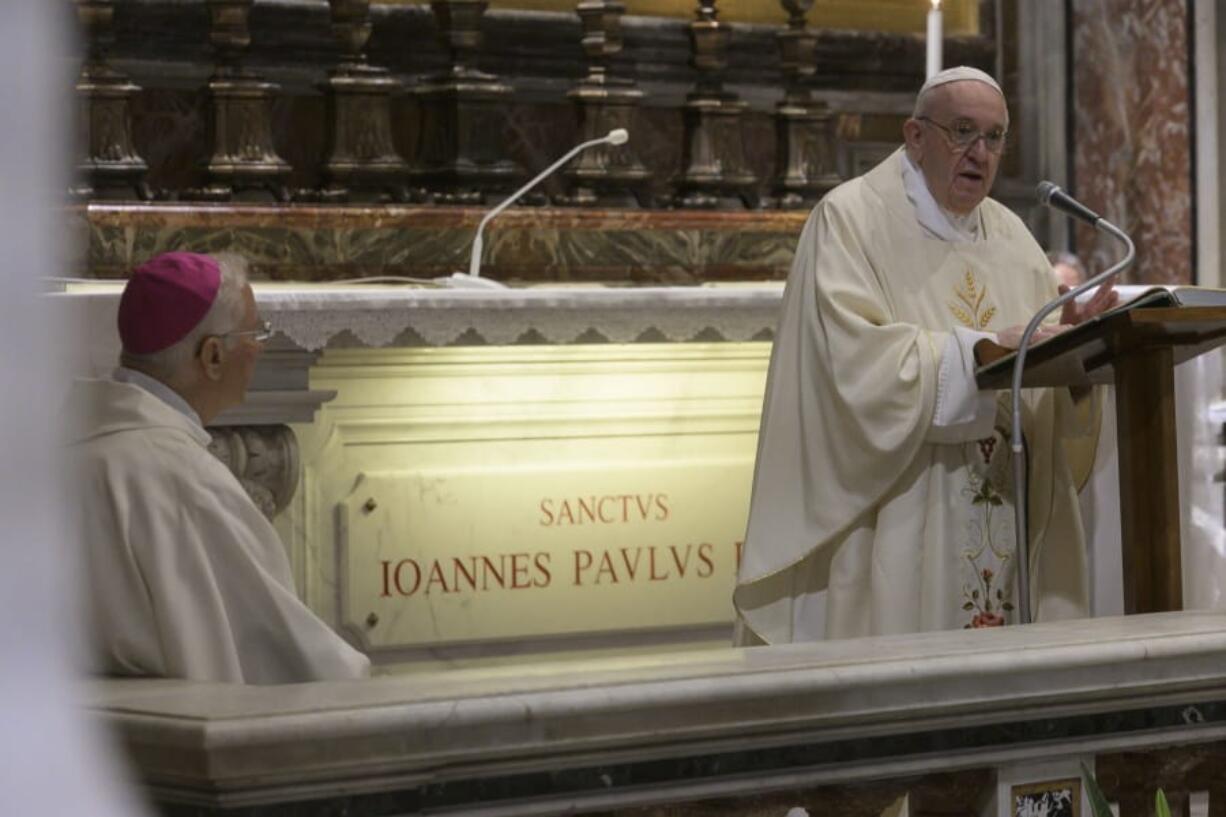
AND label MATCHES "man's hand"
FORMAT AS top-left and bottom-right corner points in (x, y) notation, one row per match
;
(1059, 281), (1118, 326)
(973, 323), (1070, 366)
(995, 323), (1070, 350)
